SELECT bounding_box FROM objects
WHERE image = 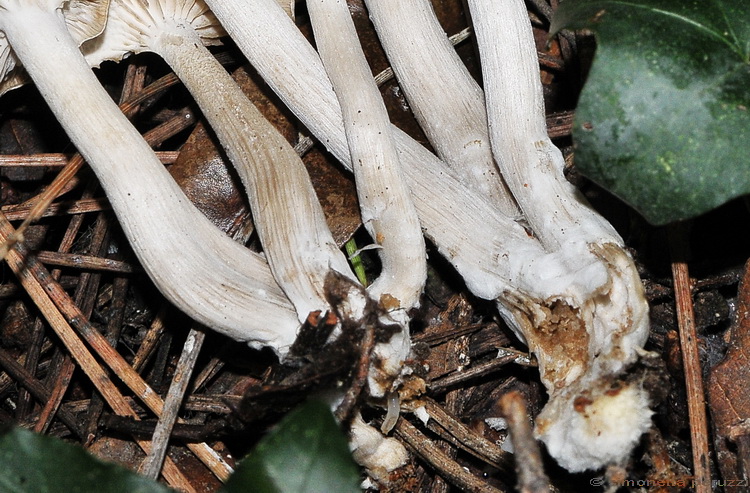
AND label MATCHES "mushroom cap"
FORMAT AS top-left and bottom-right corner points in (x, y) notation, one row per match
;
(277, 0), (294, 20)
(81, 0), (225, 67)
(66, 0), (111, 41)
(1, 0), (110, 96)
(0, 33), (25, 96)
